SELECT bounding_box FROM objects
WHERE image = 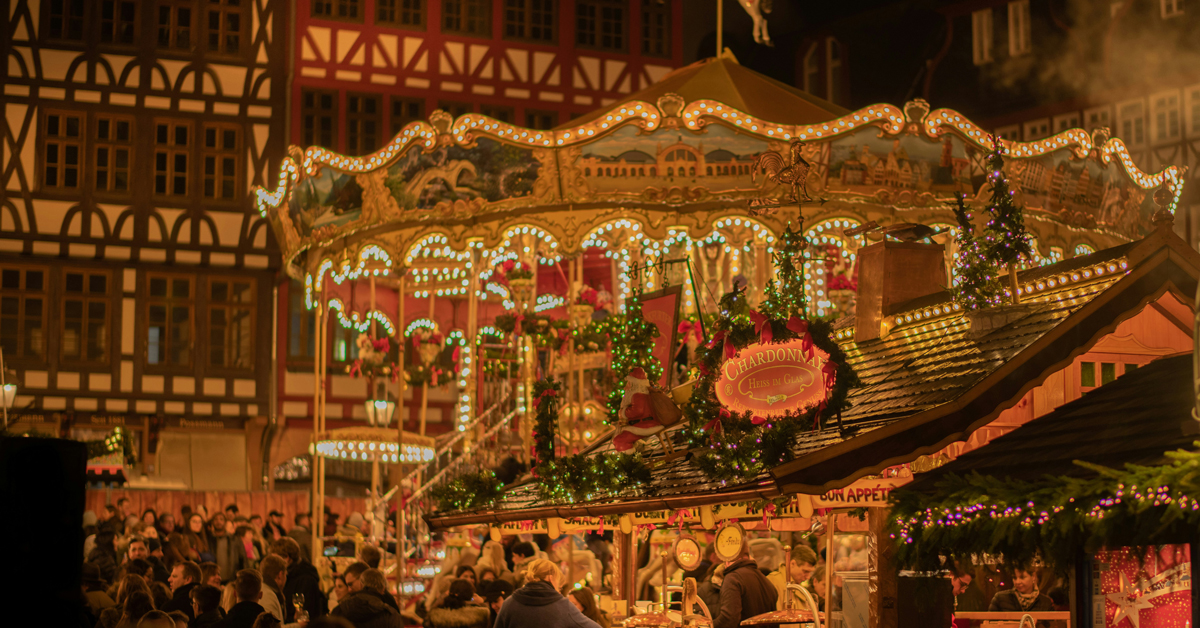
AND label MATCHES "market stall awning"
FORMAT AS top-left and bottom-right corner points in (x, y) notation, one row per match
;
(770, 226), (1200, 494)
(560, 54), (849, 129)
(903, 352), (1198, 491)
